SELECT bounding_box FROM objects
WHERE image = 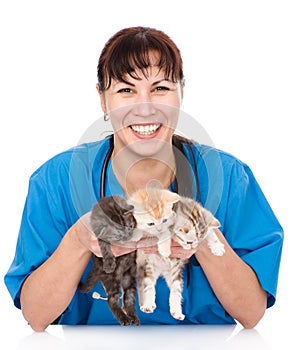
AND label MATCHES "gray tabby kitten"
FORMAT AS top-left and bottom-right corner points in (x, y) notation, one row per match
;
(170, 196), (224, 319)
(173, 196), (225, 256)
(79, 195), (140, 326)
(137, 192), (224, 321)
